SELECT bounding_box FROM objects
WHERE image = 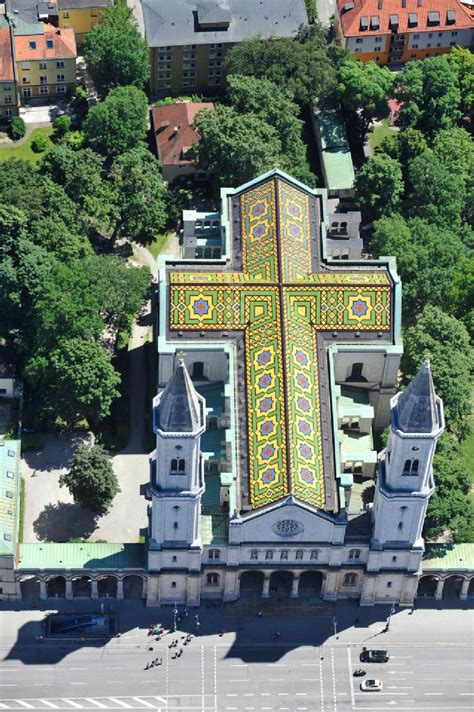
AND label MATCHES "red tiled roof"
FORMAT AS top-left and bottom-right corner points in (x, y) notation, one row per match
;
(14, 24), (76, 61)
(151, 101), (214, 167)
(337, 0), (473, 35)
(0, 28), (15, 82)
